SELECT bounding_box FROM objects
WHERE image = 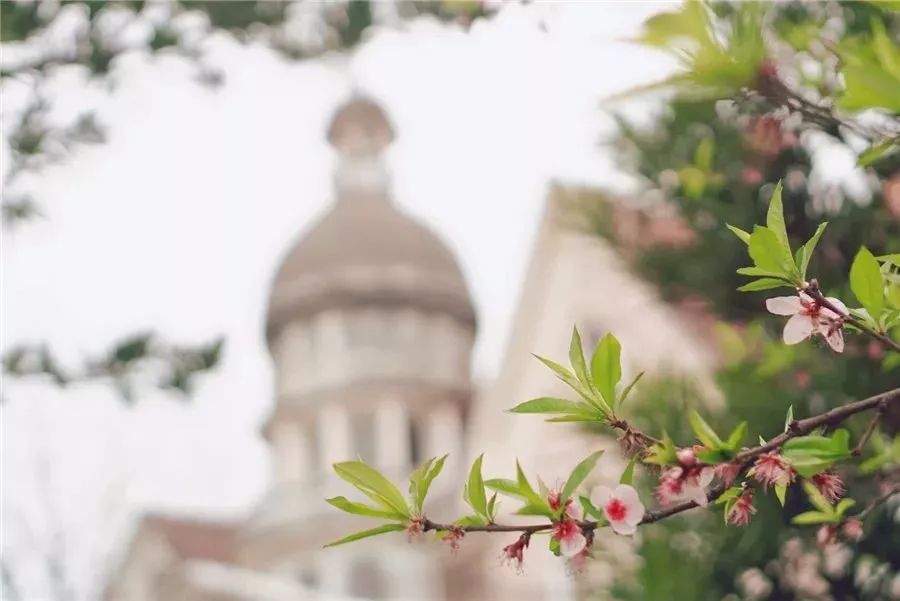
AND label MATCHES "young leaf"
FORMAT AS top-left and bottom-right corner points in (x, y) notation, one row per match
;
(487, 493), (498, 521)
(775, 484), (787, 507)
(455, 514), (486, 527)
(689, 410), (725, 449)
(766, 181), (791, 261)
(802, 481), (835, 515)
(466, 454), (488, 518)
(326, 497), (407, 520)
(834, 498), (856, 517)
(579, 495), (605, 522)
(409, 455), (447, 513)
(569, 326), (593, 391)
(618, 371), (645, 407)
(333, 461), (410, 517)
(533, 354), (604, 410)
(738, 278), (790, 292)
(561, 450), (605, 502)
(850, 246), (885, 319)
(725, 422), (747, 451)
(590, 333), (622, 408)
(516, 461), (544, 507)
(645, 432), (679, 466)
(749, 226), (794, 278)
(798, 222), (827, 280)
(726, 223), (751, 245)
(509, 397), (597, 415)
(791, 510), (833, 526)
(619, 456), (638, 485)
(484, 478), (523, 499)
(324, 523), (406, 548)
(784, 405), (794, 432)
